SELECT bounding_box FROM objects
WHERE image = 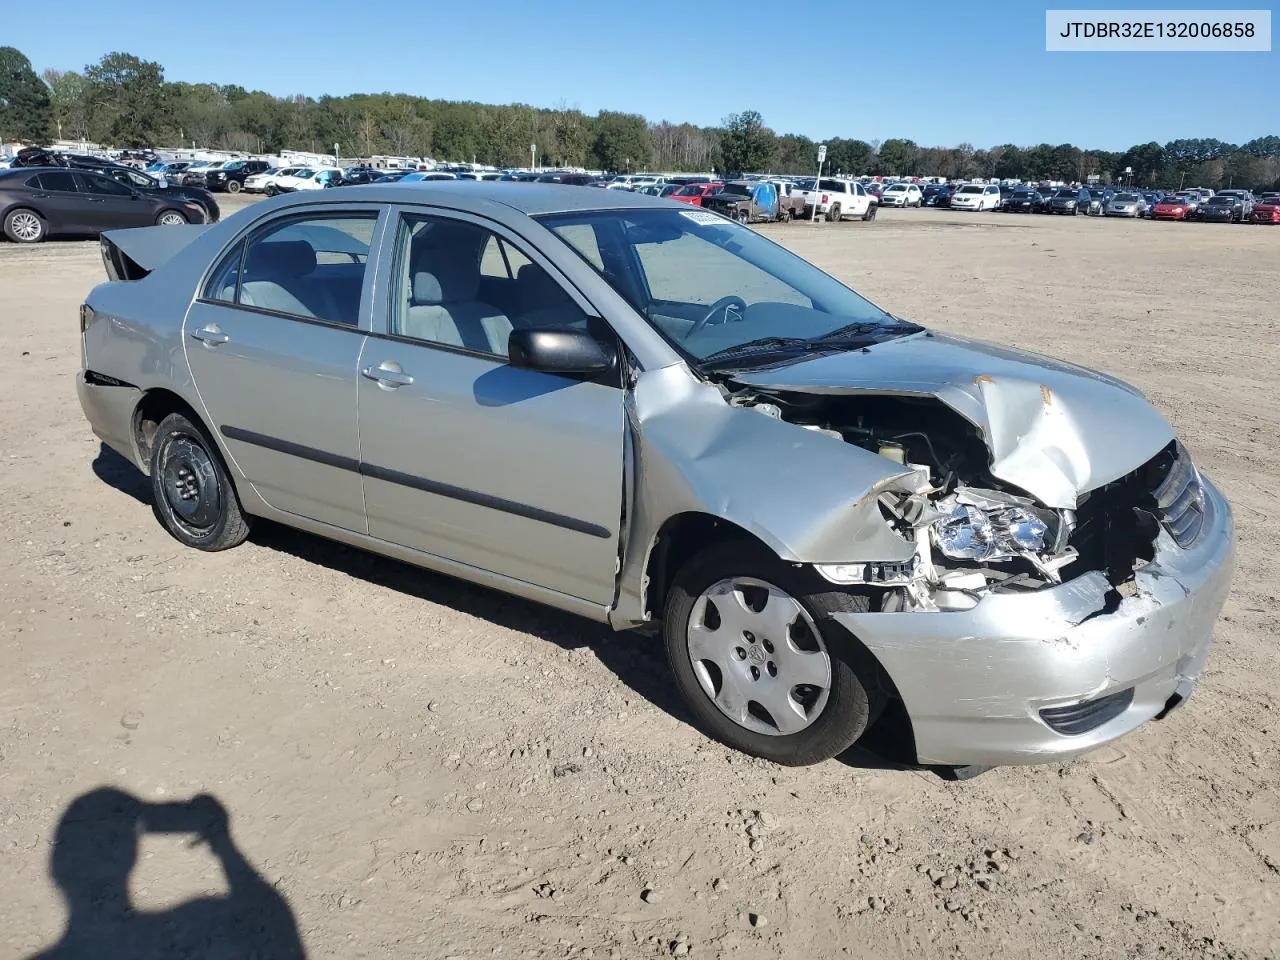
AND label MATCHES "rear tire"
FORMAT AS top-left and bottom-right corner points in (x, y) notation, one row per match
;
(663, 542), (882, 766)
(150, 412), (250, 551)
(4, 208), (45, 243)
(826, 203), (841, 223)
